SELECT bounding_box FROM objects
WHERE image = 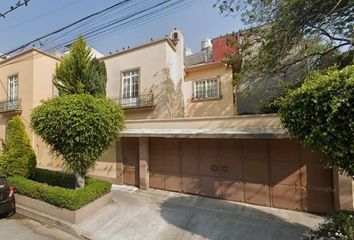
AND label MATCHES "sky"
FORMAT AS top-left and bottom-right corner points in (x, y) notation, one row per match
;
(0, 0), (244, 55)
